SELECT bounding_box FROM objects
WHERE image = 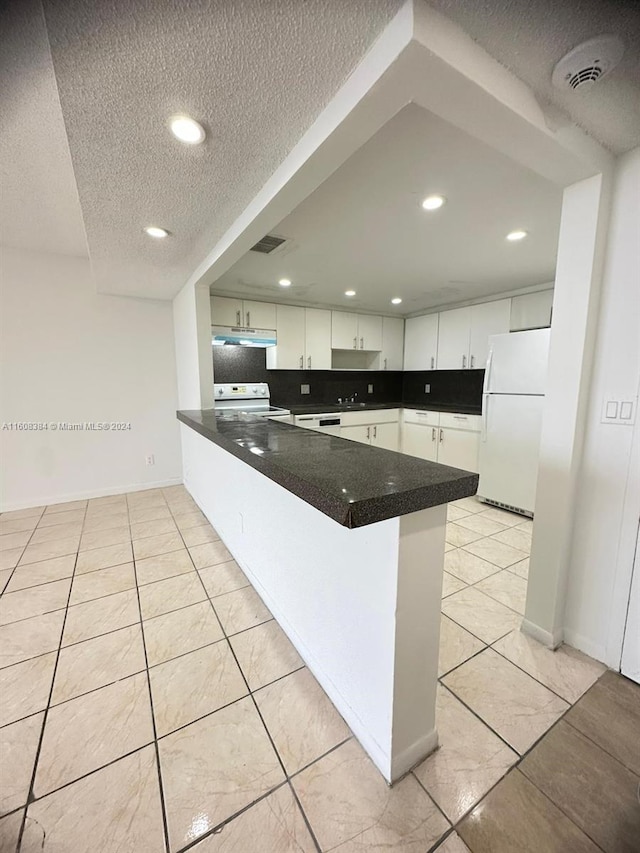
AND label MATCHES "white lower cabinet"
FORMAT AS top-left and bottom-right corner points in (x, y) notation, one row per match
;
(402, 410), (481, 472)
(340, 410), (400, 452)
(437, 427), (480, 472)
(402, 422), (438, 461)
(340, 424), (371, 446)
